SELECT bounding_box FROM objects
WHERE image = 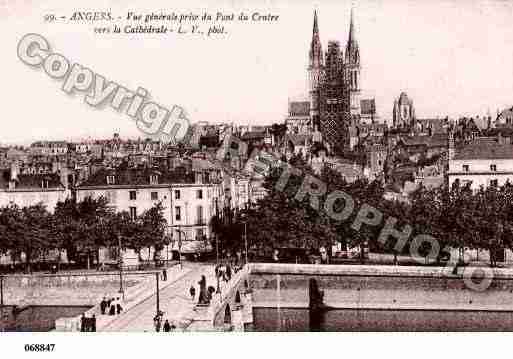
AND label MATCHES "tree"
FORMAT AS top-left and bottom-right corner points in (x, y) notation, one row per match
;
(20, 204), (53, 273)
(138, 202), (168, 262)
